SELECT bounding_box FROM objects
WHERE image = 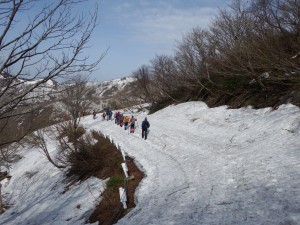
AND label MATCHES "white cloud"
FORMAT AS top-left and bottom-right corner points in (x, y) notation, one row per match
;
(129, 5), (219, 50)
(112, 2), (132, 13)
